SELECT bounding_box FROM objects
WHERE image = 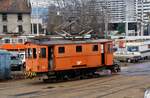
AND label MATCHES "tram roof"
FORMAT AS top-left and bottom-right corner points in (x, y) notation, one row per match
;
(26, 39), (112, 46)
